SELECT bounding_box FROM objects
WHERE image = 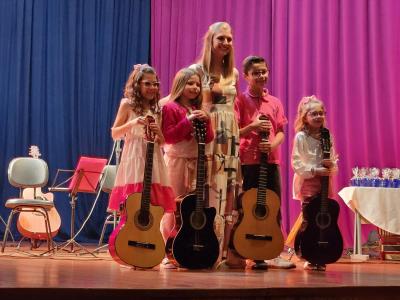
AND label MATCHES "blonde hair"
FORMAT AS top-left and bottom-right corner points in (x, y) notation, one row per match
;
(123, 64), (160, 116)
(169, 68), (202, 109)
(294, 95), (326, 132)
(198, 22), (234, 78)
